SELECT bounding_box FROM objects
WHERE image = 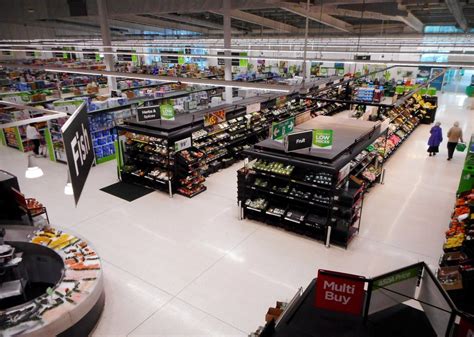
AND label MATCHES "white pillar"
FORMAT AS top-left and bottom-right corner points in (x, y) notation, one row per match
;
(301, 0), (310, 85)
(97, 0), (117, 92)
(223, 0), (232, 103)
